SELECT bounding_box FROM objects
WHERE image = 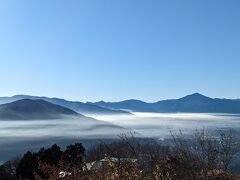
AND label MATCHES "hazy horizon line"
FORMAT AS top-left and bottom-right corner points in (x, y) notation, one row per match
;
(0, 92), (240, 104)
